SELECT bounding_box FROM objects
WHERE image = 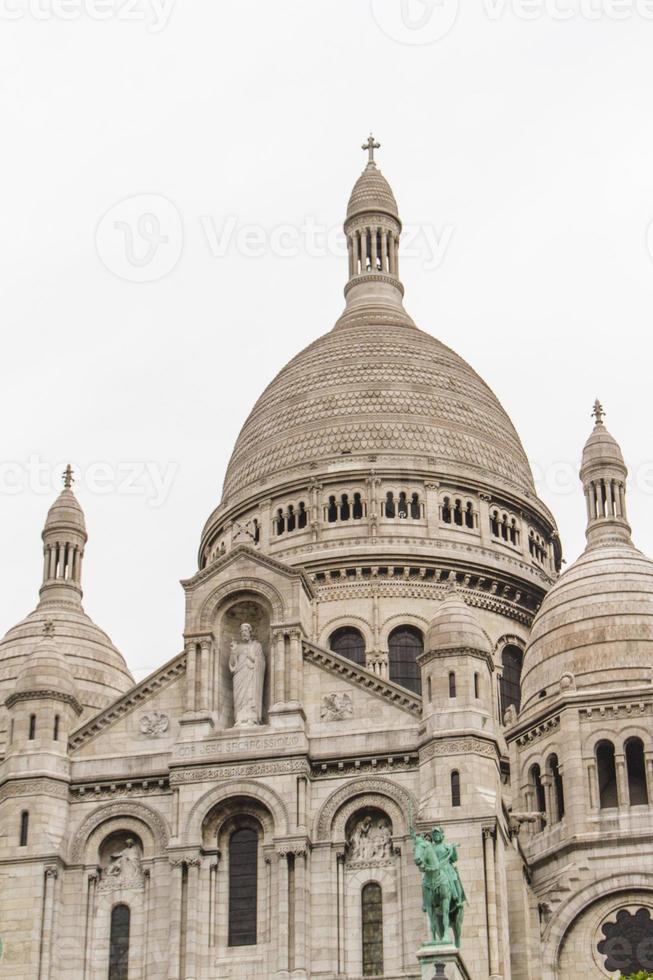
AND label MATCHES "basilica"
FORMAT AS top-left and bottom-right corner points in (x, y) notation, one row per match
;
(1, 140), (652, 980)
